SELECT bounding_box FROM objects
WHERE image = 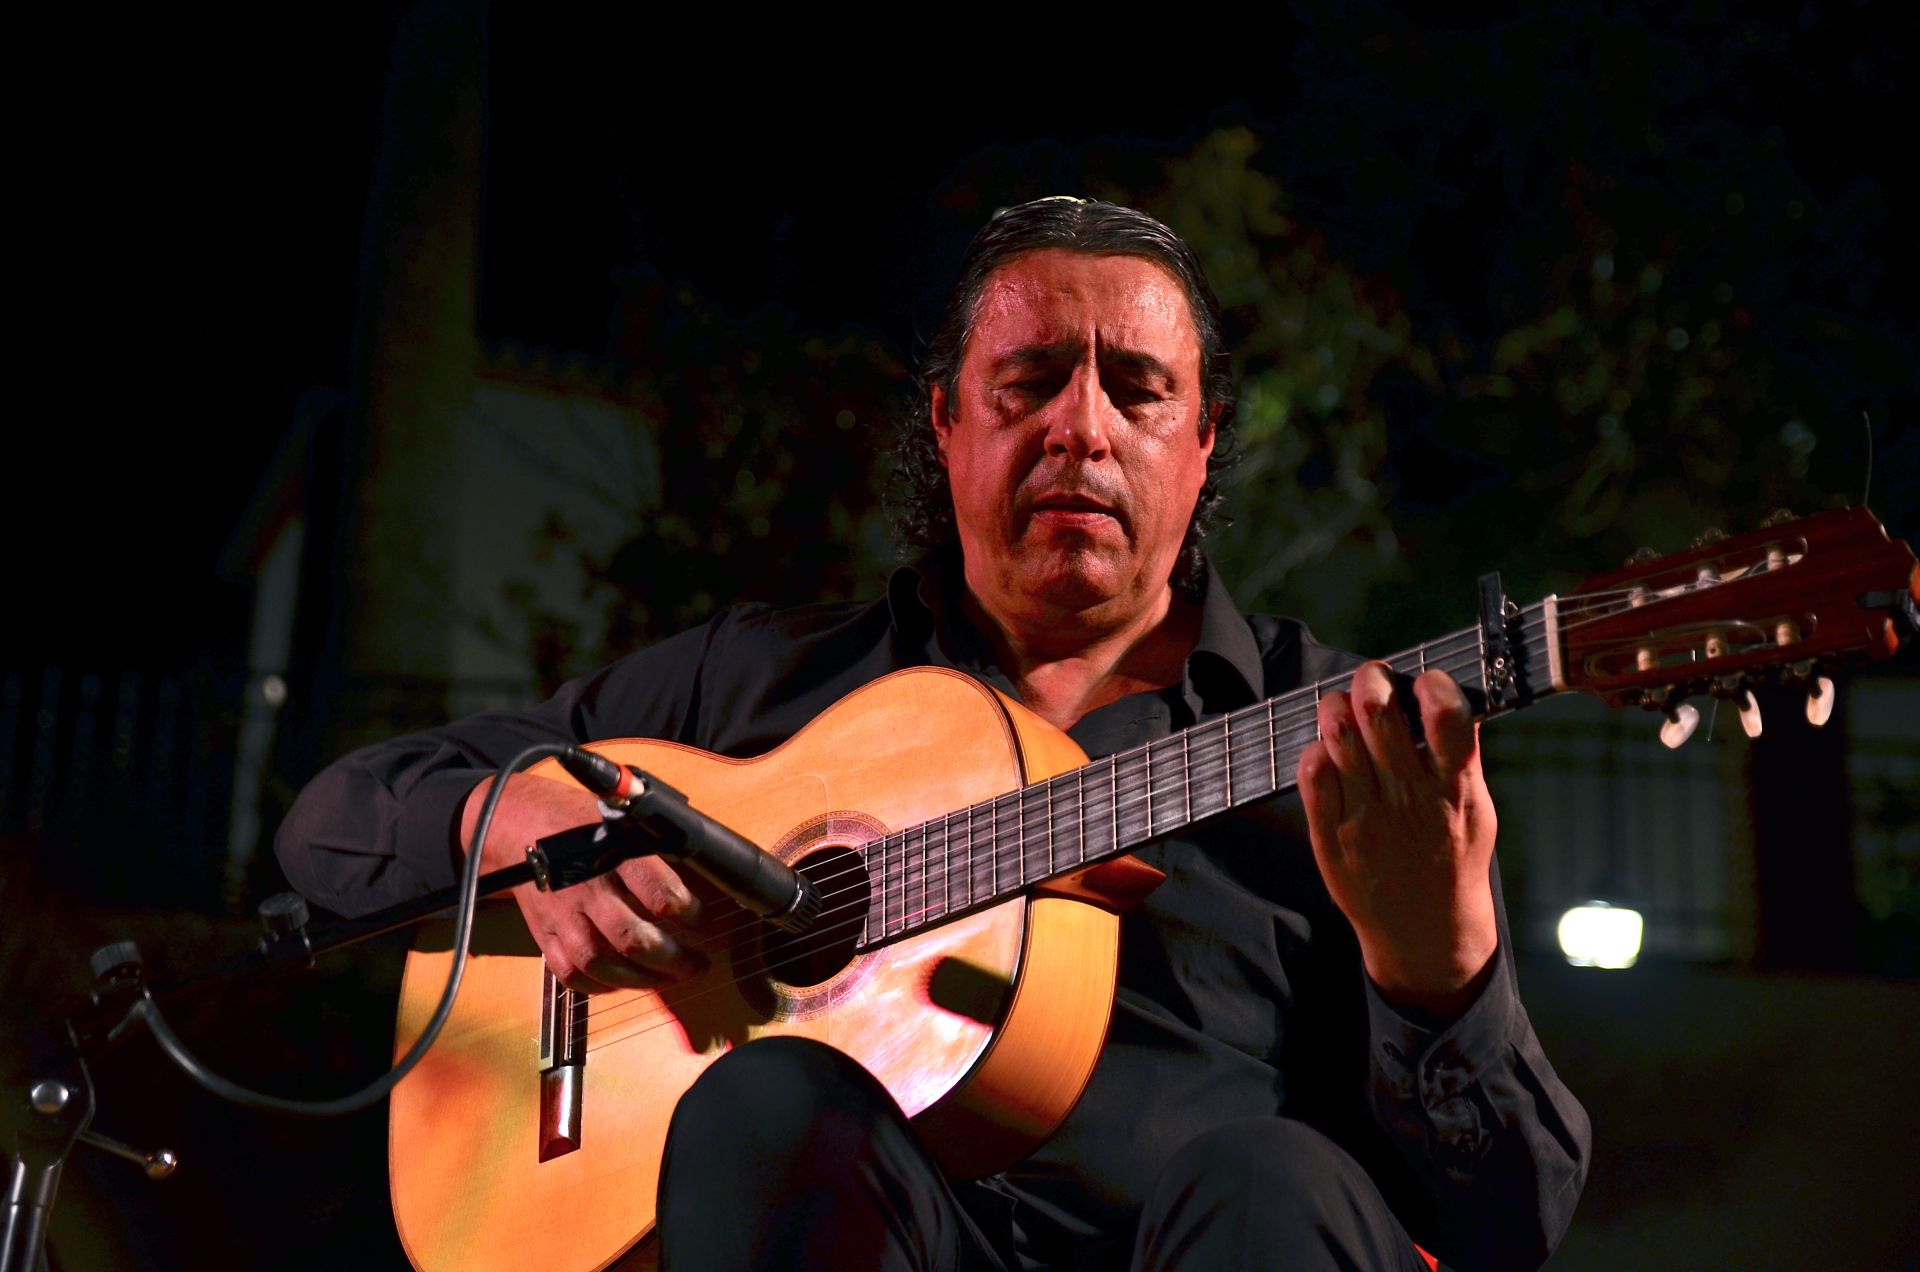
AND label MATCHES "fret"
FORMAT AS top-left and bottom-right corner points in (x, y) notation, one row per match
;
(973, 804), (994, 908)
(1083, 756), (1119, 860)
(919, 824), (933, 924)
(1147, 736), (1186, 838)
(943, 810), (957, 915)
(1222, 715), (1232, 804)
(962, 807), (982, 912)
(1047, 776), (1059, 878)
(885, 836), (903, 938)
(1476, 615), (1489, 705)
(1190, 718), (1231, 821)
(989, 796), (1006, 896)
(993, 793), (1020, 894)
(904, 826), (925, 930)
(1073, 769), (1085, 869)
(1028, 787), (1047, 885)
(1259, 699), (1274, 799)
(1181, 732), (1192, 825)
(859, 842), (873, 945)
(1227, 705), (1268, 805)
(1112, 746), (1150, 848)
